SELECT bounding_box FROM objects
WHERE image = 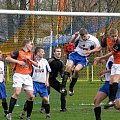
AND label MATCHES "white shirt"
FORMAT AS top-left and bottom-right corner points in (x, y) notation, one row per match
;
(0, 61), (4, 82)
(74, 34), (100, 56)
(32, 58), (51, 83)
(105, 55), (114, 81)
